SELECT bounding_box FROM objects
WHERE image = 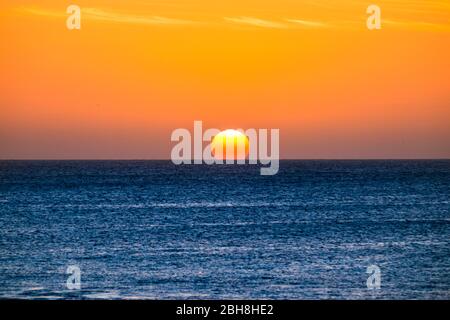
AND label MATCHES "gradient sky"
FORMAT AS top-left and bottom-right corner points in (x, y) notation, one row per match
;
(0, 0), (449, 159)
